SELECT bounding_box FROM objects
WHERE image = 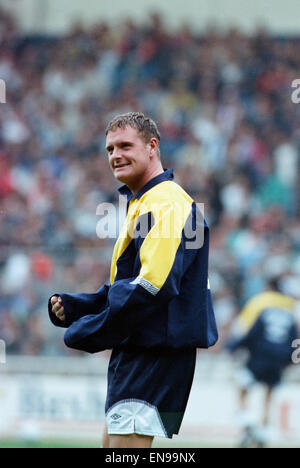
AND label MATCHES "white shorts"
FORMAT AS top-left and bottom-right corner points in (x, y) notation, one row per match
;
(106, 399), (167, 438)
